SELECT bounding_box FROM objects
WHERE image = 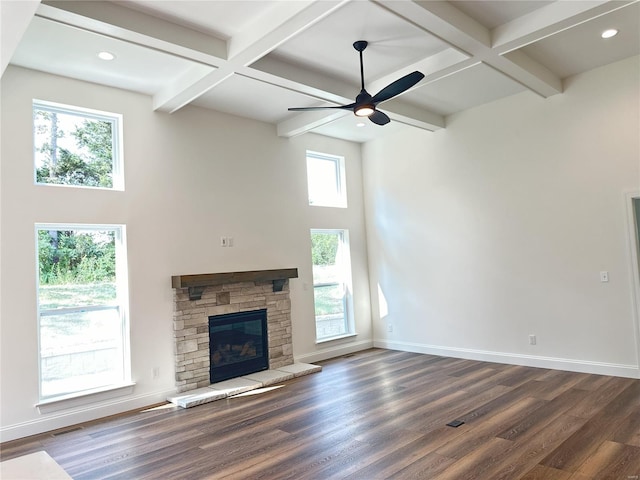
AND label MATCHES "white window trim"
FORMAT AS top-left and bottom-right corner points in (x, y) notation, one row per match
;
(35, 223), (131, 403)
(33, 99), (124, 191)
(35, 382), (136, 414)
(315, 332), (359, 345)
